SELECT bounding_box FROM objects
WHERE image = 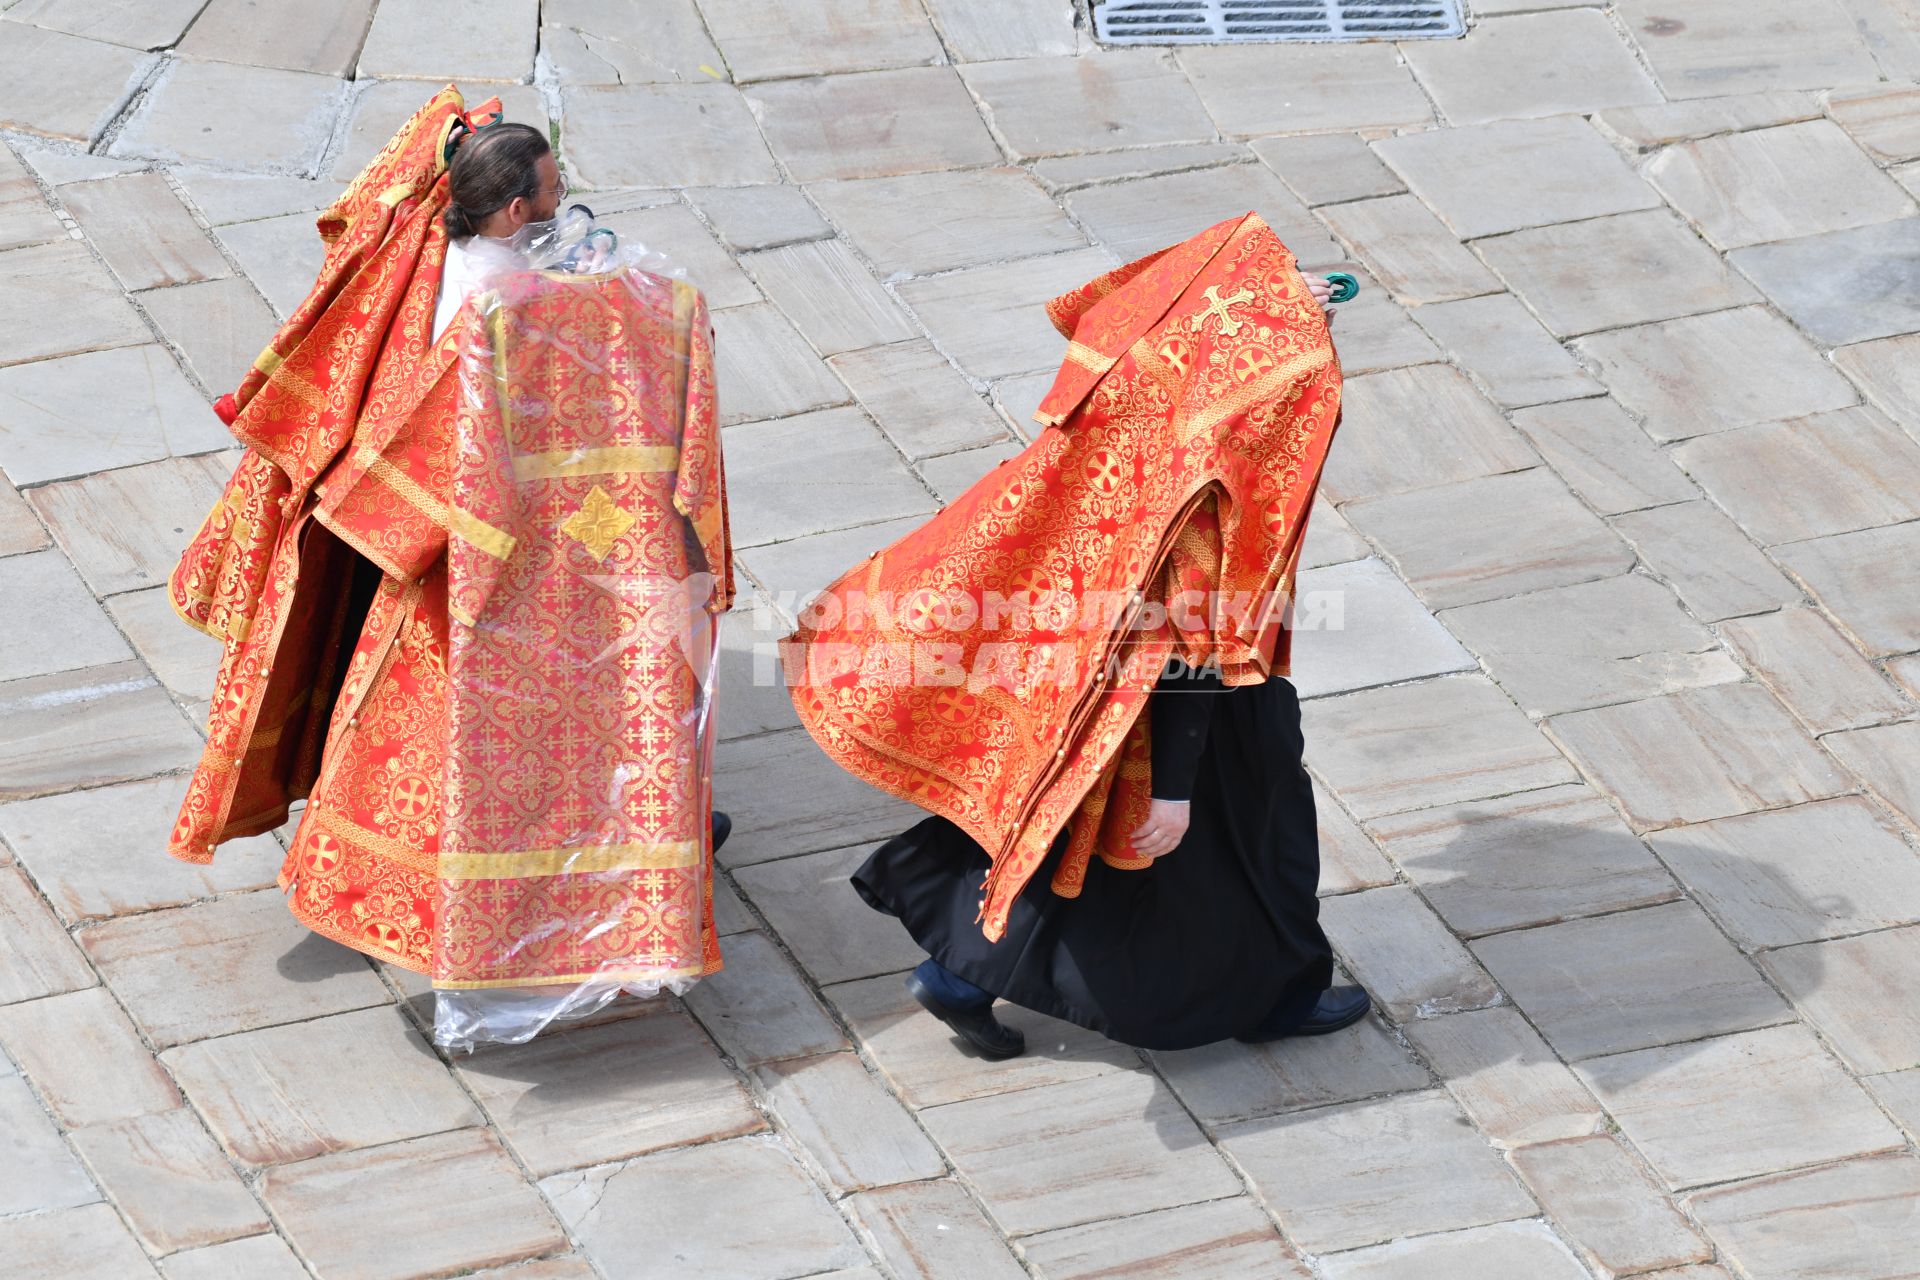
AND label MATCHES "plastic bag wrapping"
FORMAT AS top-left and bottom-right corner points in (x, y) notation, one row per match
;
(432, 211), (731, 1052)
